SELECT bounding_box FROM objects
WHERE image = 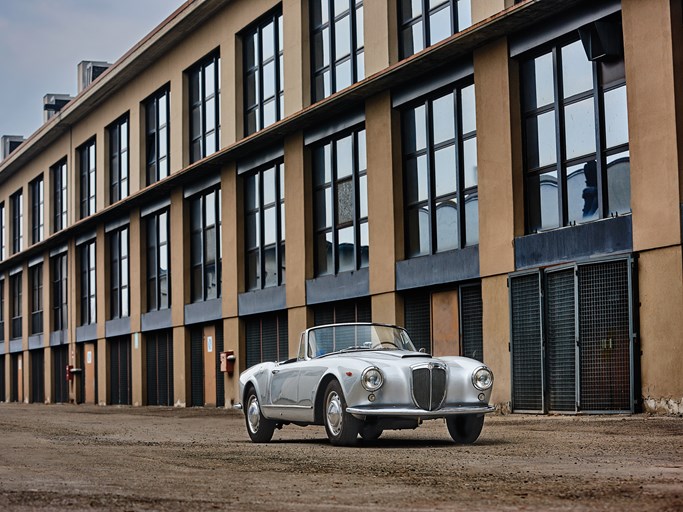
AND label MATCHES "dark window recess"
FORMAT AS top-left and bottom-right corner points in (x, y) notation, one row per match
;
(404, 291), (431, 353)
(52, 345), (69, 403)
(11, 190), (23, 254)
(146, 330), (174, 406)
(109, 226), (129, 320)
(109, 336), (131, 405)
(399, 0), (472, 59)
(0, 355), (5, 402)
(312, 126), (369, 276)
(145, 87), (170, 185)
(10, 272), (22, 339)
(76, 344), (90, 405)
(147, 209), (170, 311)
(244, 9), (284, 135)
(245, 162), (285, 291)
(30, 175), (44, 244)
(245, 311), (289, 368)
(311, 0), (365, 102)
(401, 80), (478, 257)
(30, 264), (43, 335)
(30, 350), (45, 404)
(215, 325), (225, 408)
(1, 202), (6, 260)
(52, 253), (68, 332)
(459, 284), (483, 361)
(79, 139), (96, 218)
(52, 159), (68, 232)
(190, 188), (222, 302)
(188, 53), (220, 163)
(80, 241), (96, 326)
(190, 327), (204, 406)
(0, 280), (4, 342)
(521, 24), (630, 233)
(10, 354), (20, 402)
(313, 298), (371, 326)
(108, 115), (129, 203)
